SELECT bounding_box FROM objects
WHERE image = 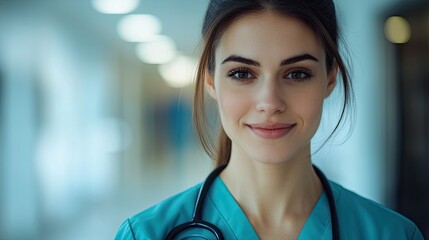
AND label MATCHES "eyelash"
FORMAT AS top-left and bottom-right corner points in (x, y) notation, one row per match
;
(226, 67), (314, 82)
(284, 68), (313, 81)
(226, 67), (255, 82)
